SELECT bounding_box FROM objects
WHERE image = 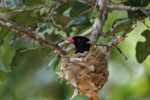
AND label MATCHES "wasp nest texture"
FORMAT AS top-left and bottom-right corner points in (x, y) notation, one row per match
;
(57, 46), (109, 100)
